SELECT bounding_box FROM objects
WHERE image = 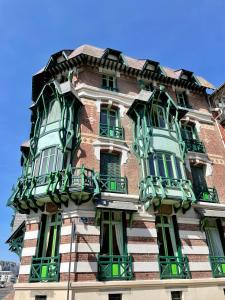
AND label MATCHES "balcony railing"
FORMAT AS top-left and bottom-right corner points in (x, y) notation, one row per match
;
(98, 255), (133, 281)
(210, 256), (225, 278)
(8, 165), (100, 212)
(183, 138), (205, 153)
(29, 256), (60, 282)
(99, 175), (127, 193)
(139, 175), (195, 204)
(196, 187), (219, 203)
(101, 85), (118, 92)
(158, 255), (191, 279)
(99, 123), (124, 140)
